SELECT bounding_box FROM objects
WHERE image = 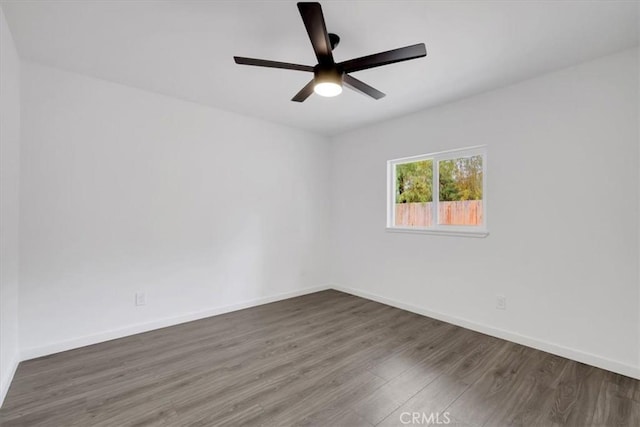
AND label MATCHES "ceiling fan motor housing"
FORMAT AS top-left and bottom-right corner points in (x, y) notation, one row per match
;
(314, 64), (343, 86)
(328, 33), (340, 51)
